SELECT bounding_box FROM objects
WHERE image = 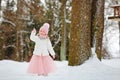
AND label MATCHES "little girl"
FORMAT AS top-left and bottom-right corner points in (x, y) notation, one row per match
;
(27, 23), (56, 76)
